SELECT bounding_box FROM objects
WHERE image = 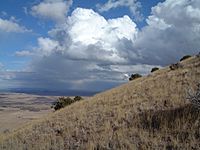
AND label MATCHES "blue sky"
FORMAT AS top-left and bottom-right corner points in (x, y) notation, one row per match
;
(0, 0), (164, 71)
(0, 0), (199, 94)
